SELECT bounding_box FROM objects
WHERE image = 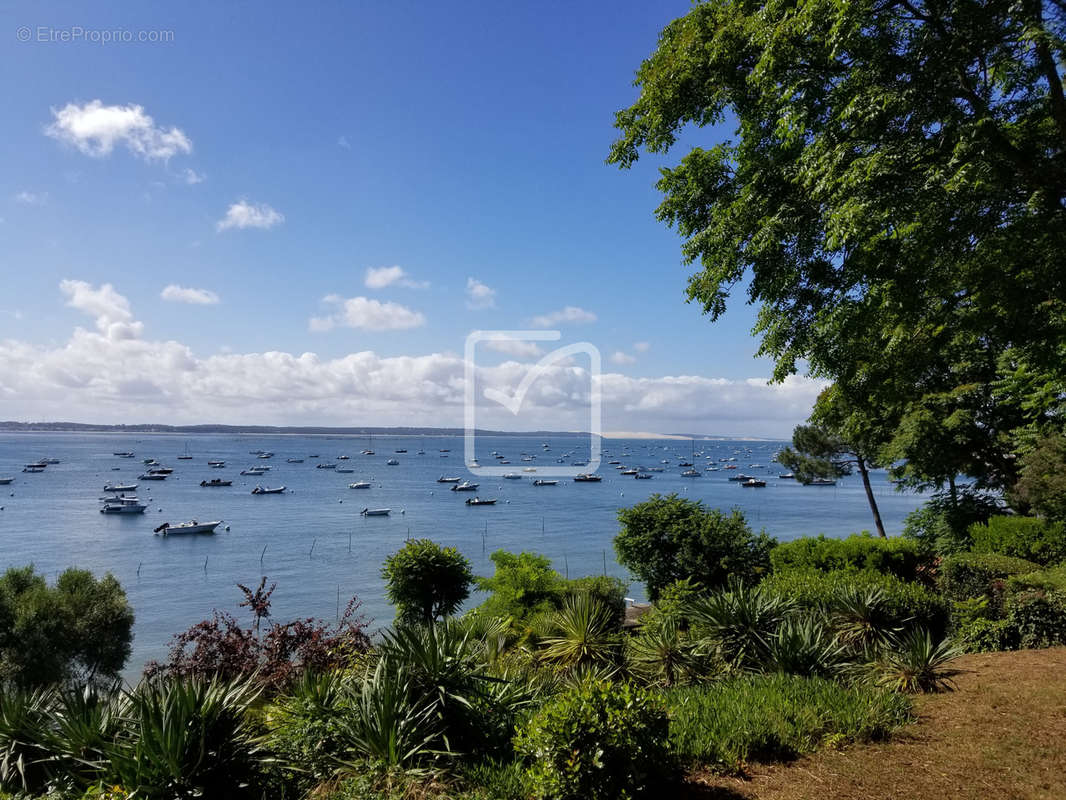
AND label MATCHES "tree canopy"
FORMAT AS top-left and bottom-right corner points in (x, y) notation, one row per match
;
(610, 0), (1066, 495)
(382, 539), (474, 625)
